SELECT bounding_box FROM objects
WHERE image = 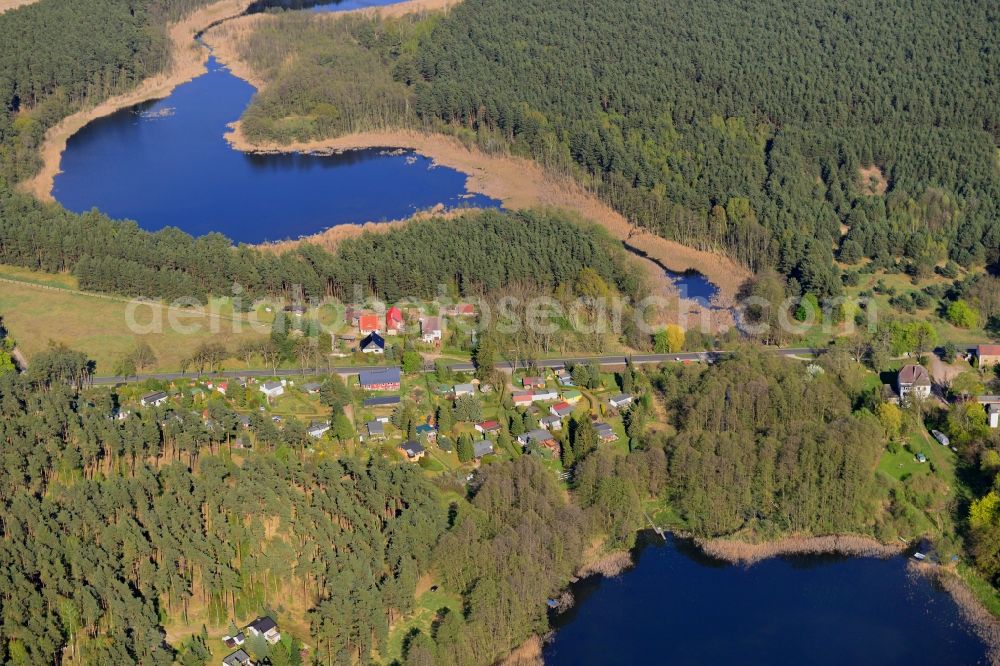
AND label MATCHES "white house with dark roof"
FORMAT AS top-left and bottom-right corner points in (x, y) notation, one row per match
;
(259, 381), (285, 400)
(608, 394), (634, 409)
(307, 421), (330, 439)
(222, 649), (254, 666)
(420, 317), (443, 343)
(897, 364), (931, 402)
(245, 616), (280, 644)
(140, 391), (168, 407)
